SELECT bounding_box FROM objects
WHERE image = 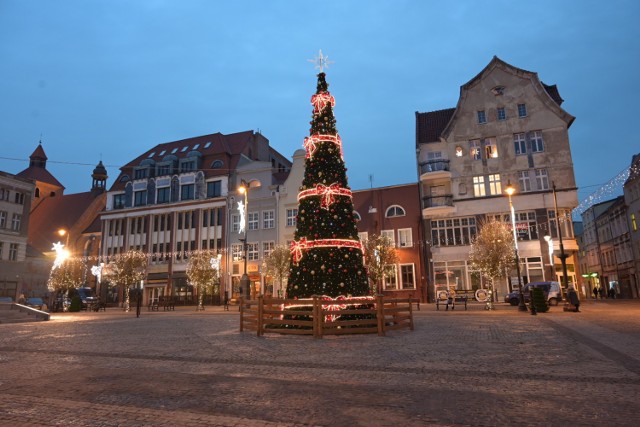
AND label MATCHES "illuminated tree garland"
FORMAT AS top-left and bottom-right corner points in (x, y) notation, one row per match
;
(290, 237), (364, 264)
(297, 183), (352, 209)
(303, 134), (344, 160)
